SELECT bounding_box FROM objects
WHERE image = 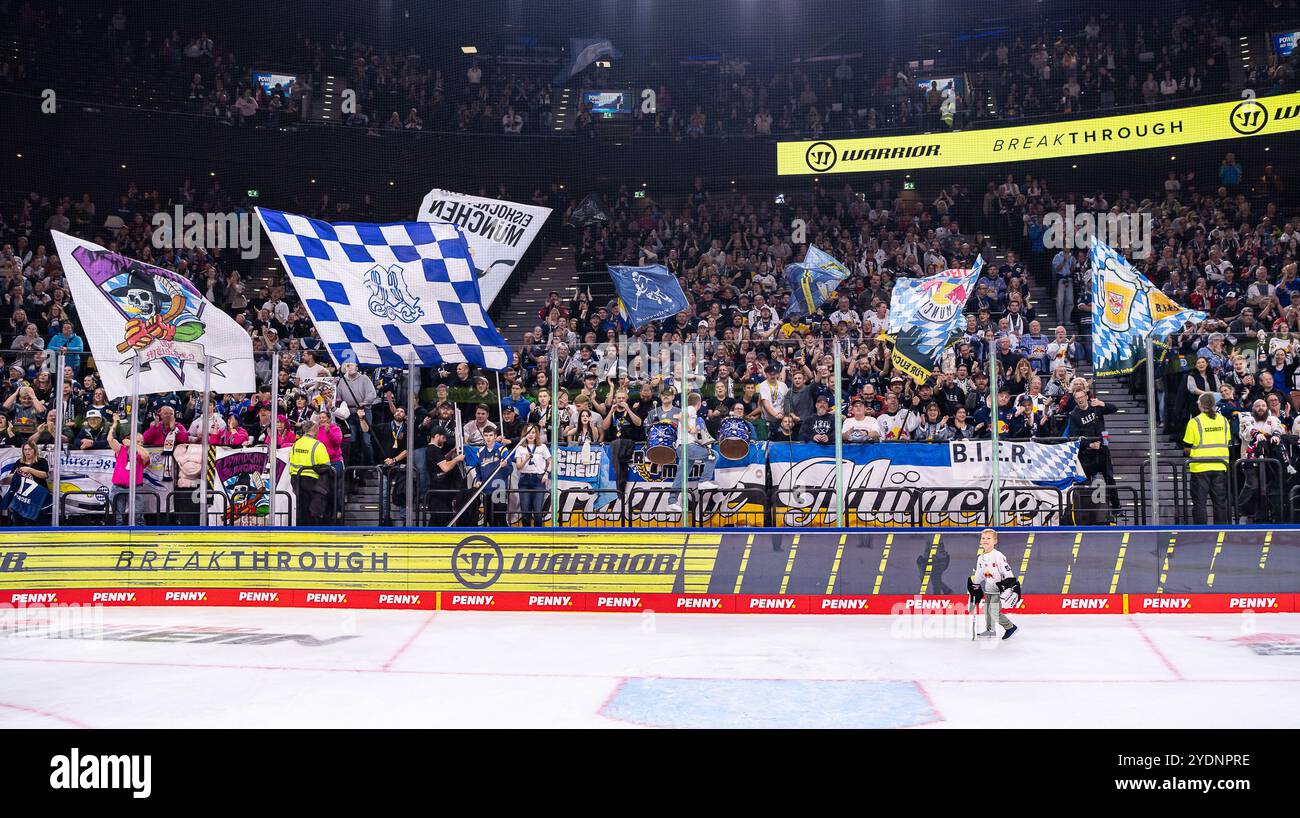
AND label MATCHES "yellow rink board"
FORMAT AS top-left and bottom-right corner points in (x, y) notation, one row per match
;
(0, 530), (722, 593)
